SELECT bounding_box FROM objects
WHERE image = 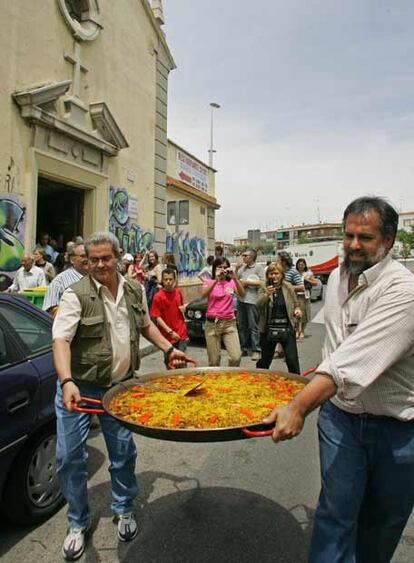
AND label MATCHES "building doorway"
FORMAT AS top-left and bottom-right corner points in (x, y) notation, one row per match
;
(36, 177), (85, 250)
